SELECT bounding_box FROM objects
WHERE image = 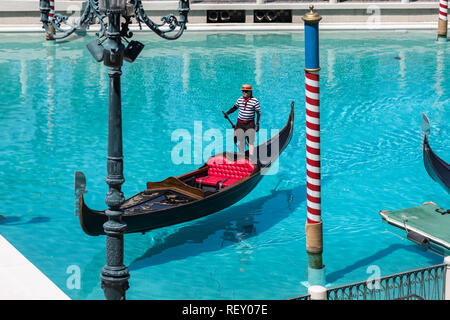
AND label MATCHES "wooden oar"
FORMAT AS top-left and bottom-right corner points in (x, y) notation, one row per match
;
(222, 110), (235, 129)
(222, 110), (249, 148)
